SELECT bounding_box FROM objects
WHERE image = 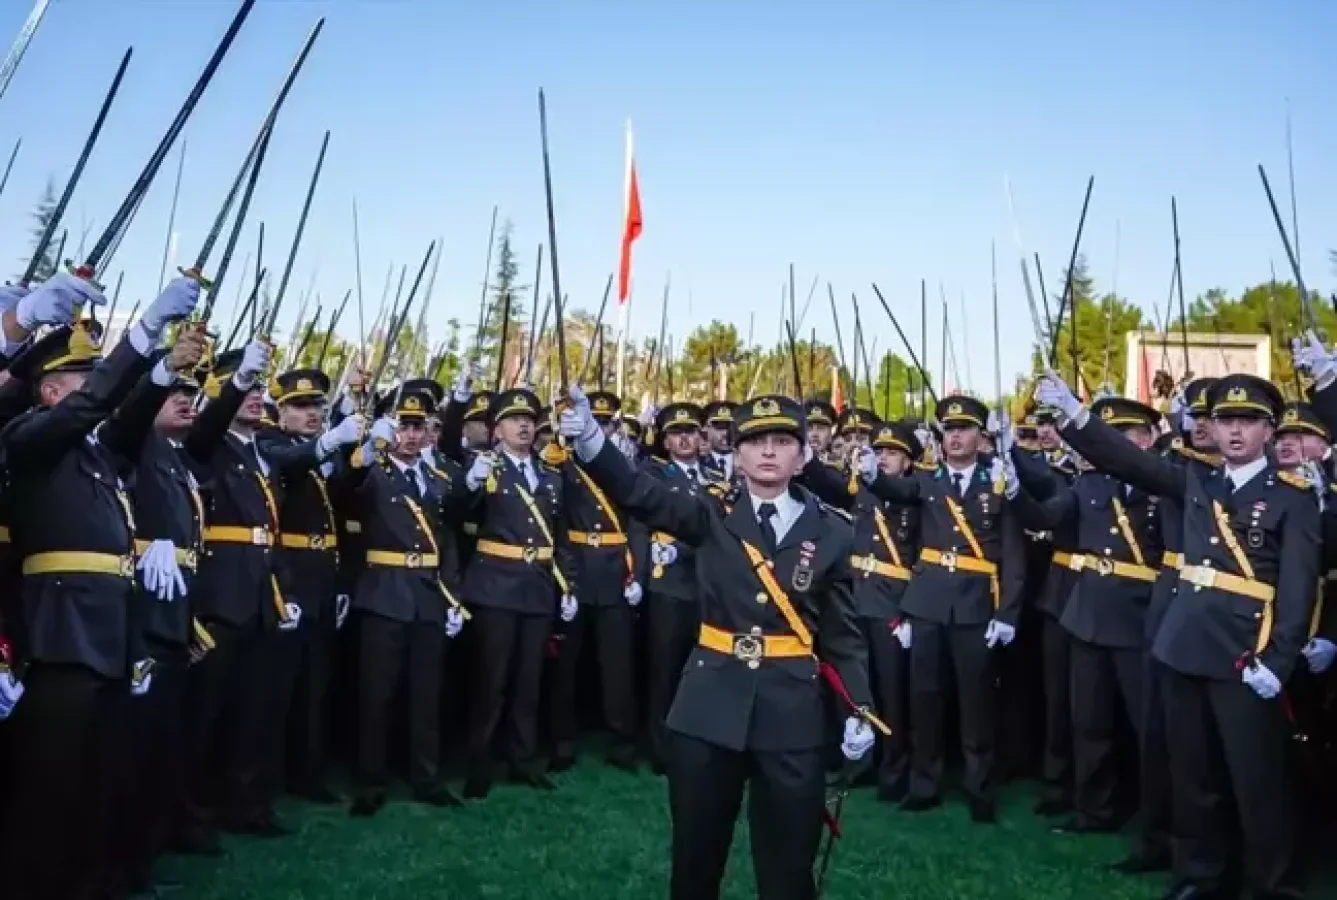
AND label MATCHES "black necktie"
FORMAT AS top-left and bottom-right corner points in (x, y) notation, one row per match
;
(406, 467), (423, 499)
(757, 502), (778, 555)
(951, 472), (964, 497)
(685, 467), (698, 484)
